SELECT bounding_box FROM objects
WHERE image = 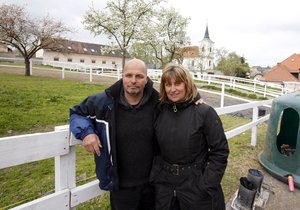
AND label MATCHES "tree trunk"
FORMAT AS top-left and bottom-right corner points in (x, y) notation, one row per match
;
(122, 54), (126, 71)
(25, 58), (31, 76)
